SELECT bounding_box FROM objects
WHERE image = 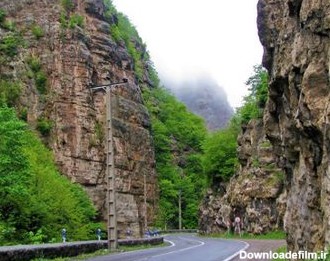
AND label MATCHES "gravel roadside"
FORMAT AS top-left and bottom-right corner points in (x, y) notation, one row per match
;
(232, 239), (286, 261)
